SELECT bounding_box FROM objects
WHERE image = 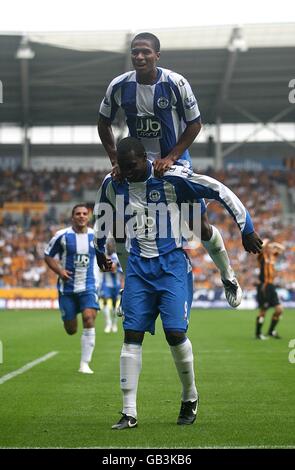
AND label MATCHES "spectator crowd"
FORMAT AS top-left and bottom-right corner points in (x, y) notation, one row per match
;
(0, 167), (294, 293)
